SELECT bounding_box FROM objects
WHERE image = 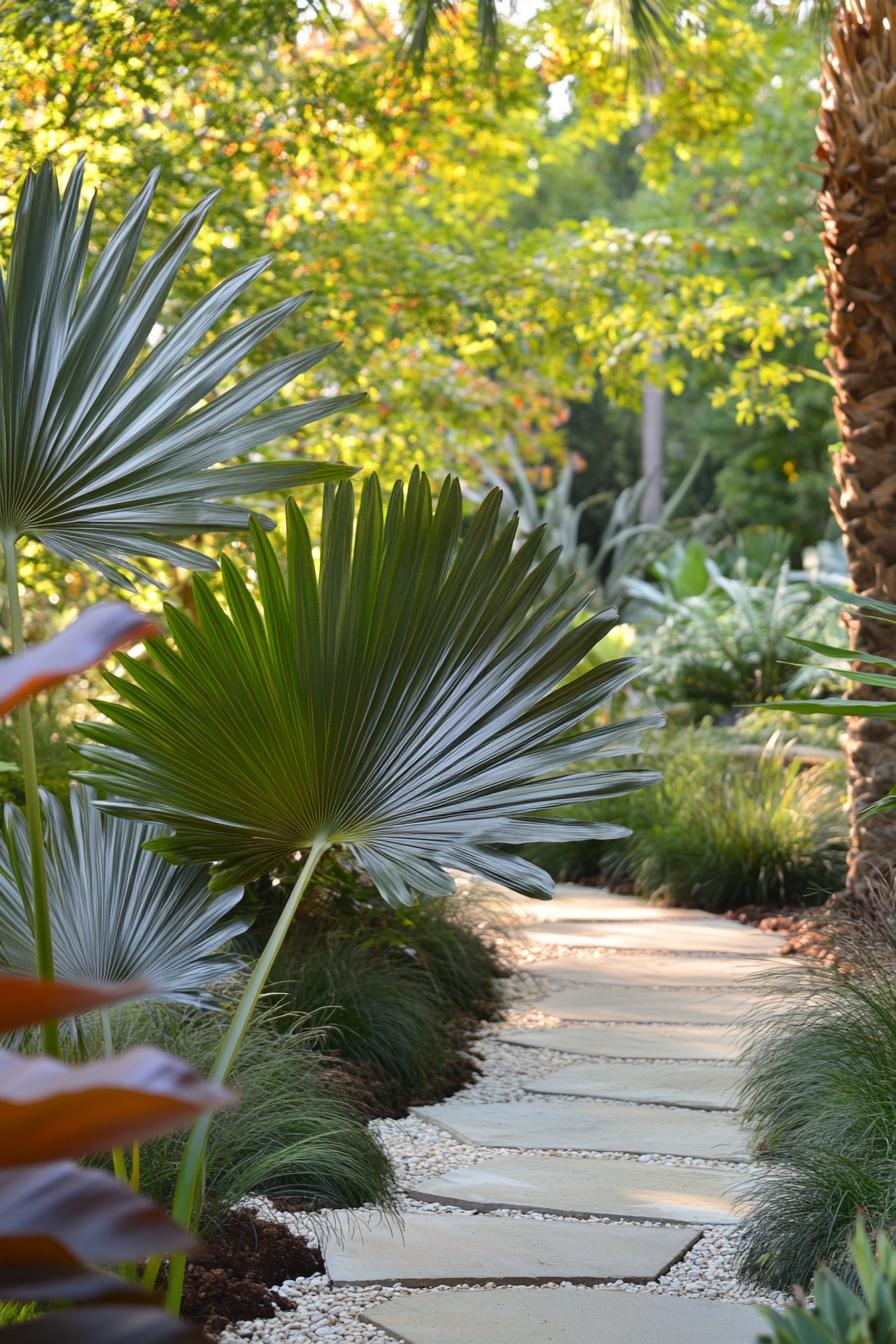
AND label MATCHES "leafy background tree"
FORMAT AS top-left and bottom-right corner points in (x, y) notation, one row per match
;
(0, 0), (832, 536)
